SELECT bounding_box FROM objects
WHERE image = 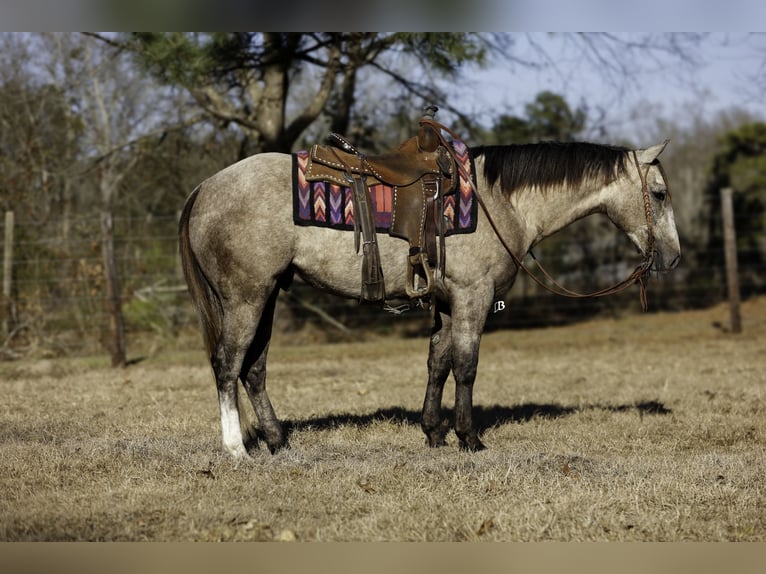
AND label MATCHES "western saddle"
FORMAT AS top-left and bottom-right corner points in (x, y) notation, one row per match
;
(305, 106), (459, 305)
